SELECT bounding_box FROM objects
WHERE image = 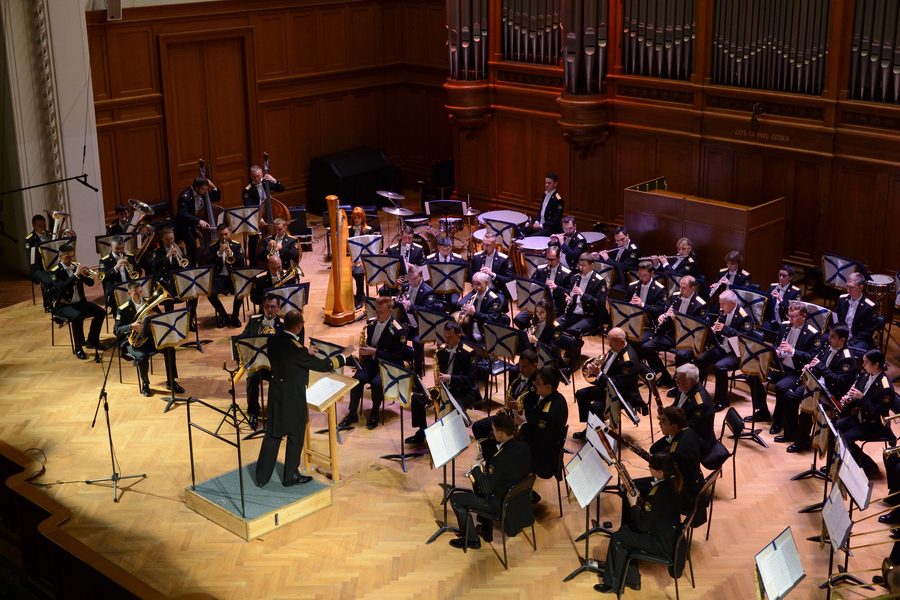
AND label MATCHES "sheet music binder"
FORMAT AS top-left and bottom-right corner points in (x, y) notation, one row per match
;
(754, 526), (805, 600)
(565, 446), (612, 509)
(425, 410), (471, 469)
